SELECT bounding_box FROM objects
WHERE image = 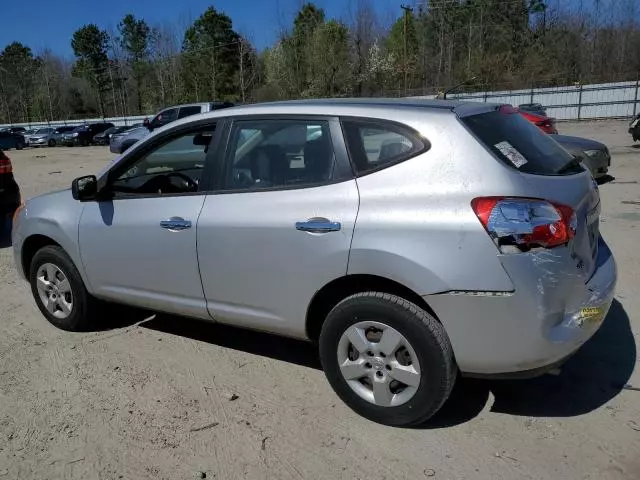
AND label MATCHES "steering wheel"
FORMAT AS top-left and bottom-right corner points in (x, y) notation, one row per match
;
(163, 171), (198, 191)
